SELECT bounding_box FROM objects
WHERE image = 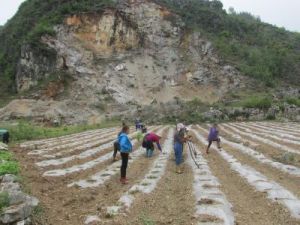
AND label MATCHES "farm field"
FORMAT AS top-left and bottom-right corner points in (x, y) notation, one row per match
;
(12, 122), (300, 225)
